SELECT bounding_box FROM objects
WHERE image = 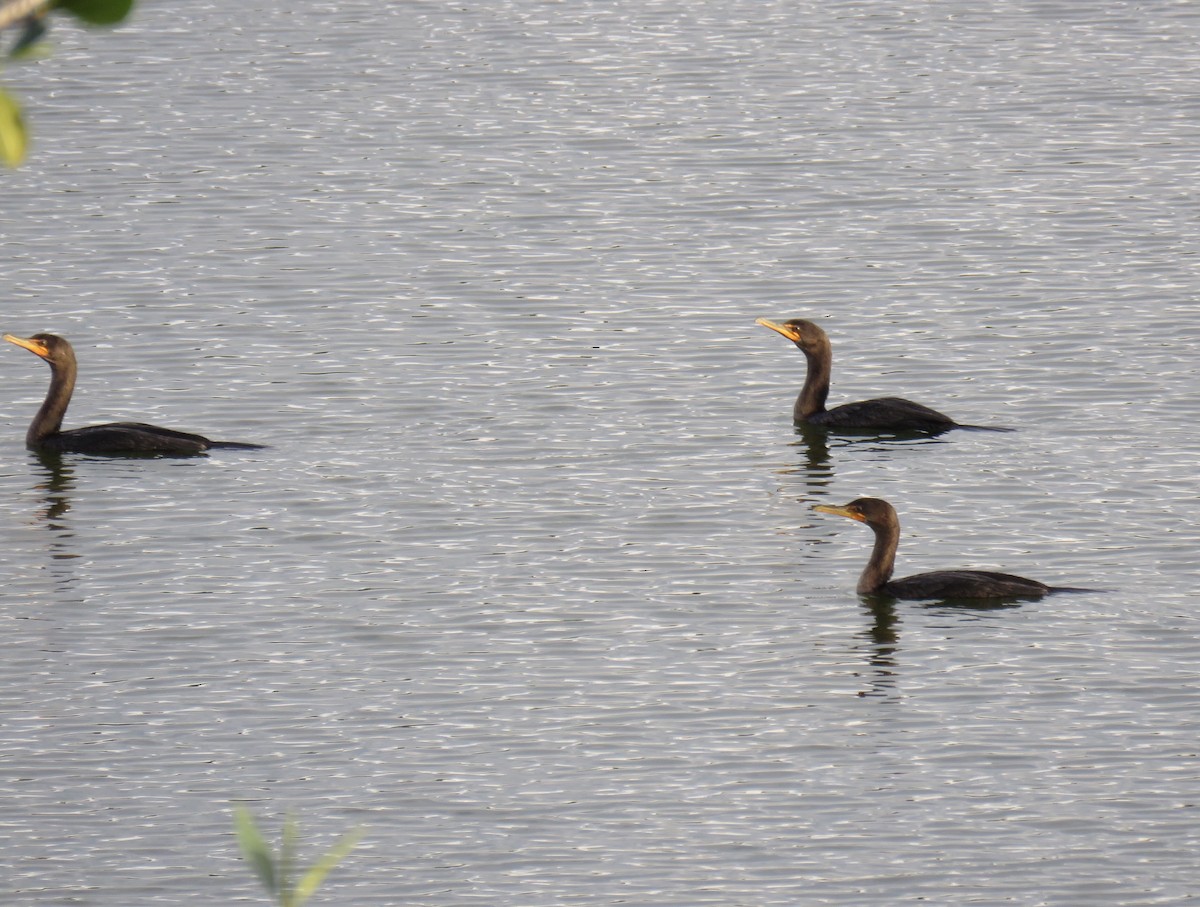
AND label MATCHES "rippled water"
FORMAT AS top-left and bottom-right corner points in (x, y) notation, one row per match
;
(3, 1), (1200, 904)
